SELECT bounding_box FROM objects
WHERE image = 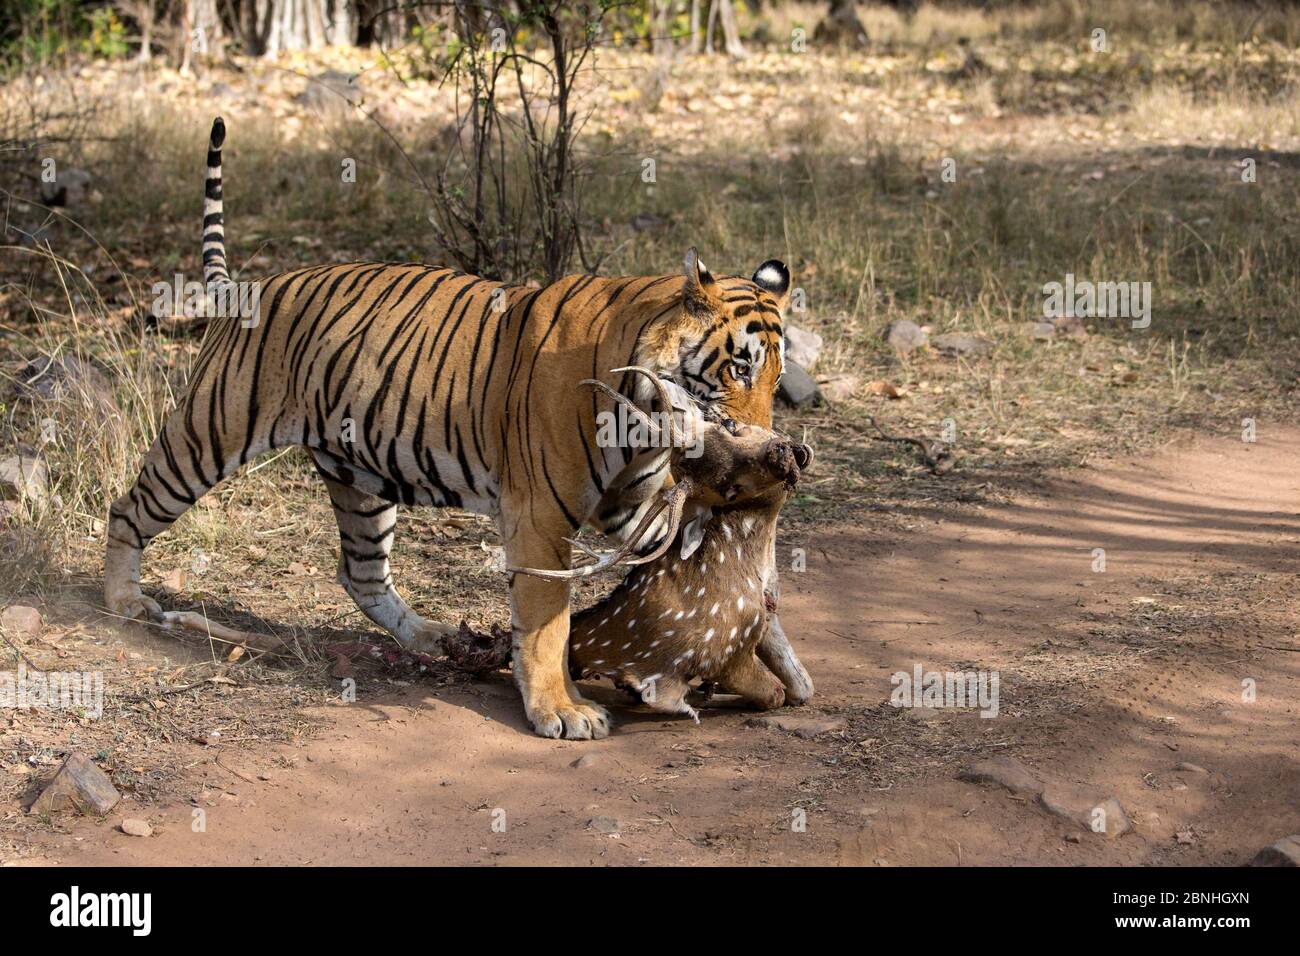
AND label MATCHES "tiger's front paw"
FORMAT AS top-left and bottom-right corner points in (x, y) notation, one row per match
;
(108, 592), (163, 623)
(527, 694), (611, 740)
